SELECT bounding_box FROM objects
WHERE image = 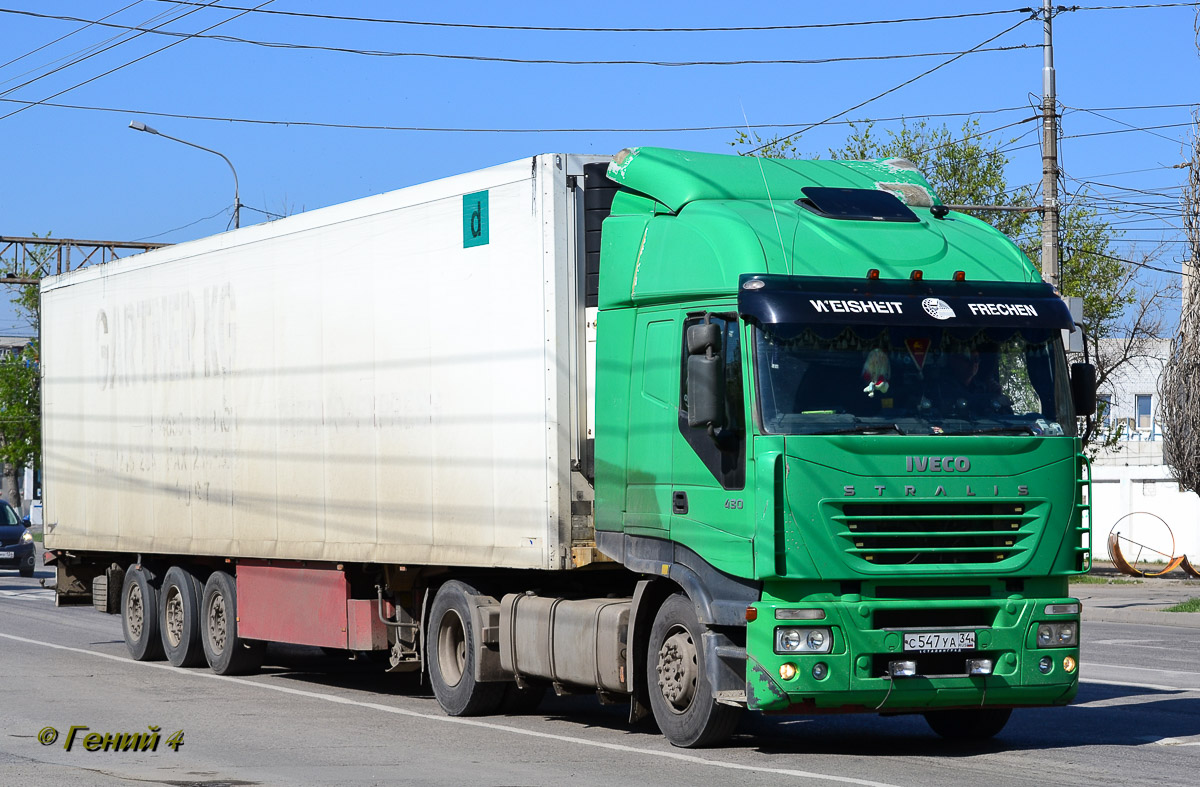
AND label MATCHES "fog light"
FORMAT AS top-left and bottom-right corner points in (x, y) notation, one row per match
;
(780, 663), (798, 681)
(1038, 656), (1053, 674)
(966, 658), (994, 676)
(1063, 656), (1077, 673)
(889, 660), (917, 678)
(812, 662), (828, 681)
